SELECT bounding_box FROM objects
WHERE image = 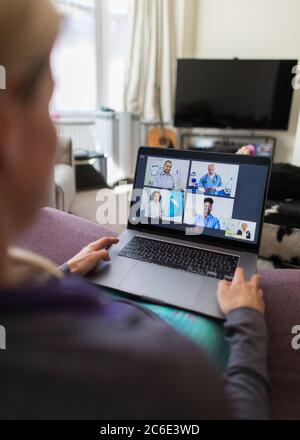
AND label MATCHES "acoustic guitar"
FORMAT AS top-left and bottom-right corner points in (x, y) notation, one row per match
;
(147, 86), (177, 148)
